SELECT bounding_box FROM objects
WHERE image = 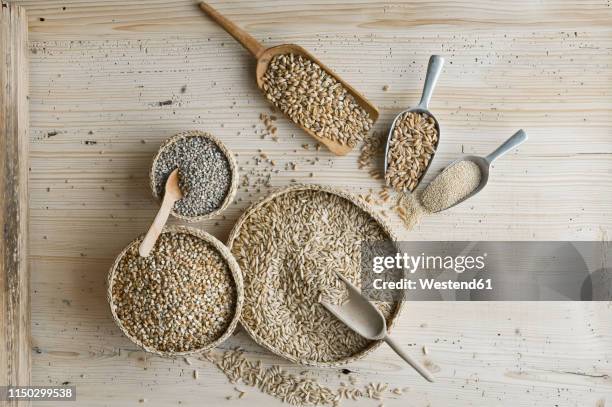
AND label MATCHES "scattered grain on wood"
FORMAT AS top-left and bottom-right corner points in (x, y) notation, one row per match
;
(358, 132), (383, 170)
(394, 194), (427, 230)
(203, 349), (405, 406)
